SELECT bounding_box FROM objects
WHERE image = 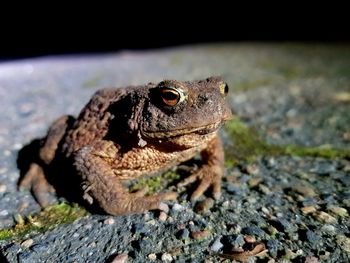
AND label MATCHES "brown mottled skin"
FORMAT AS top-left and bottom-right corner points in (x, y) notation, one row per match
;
(19, 77), (232, 215)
